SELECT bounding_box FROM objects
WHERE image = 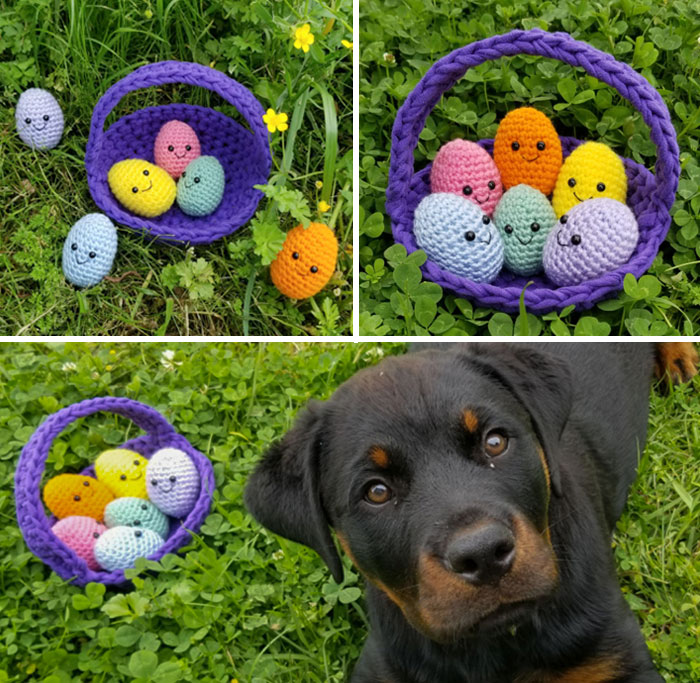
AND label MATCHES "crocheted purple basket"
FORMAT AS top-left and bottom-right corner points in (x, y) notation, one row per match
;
(15, 397), (216, 586)
(85, 61), (271, 245)
(386, 29), (680, 314)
